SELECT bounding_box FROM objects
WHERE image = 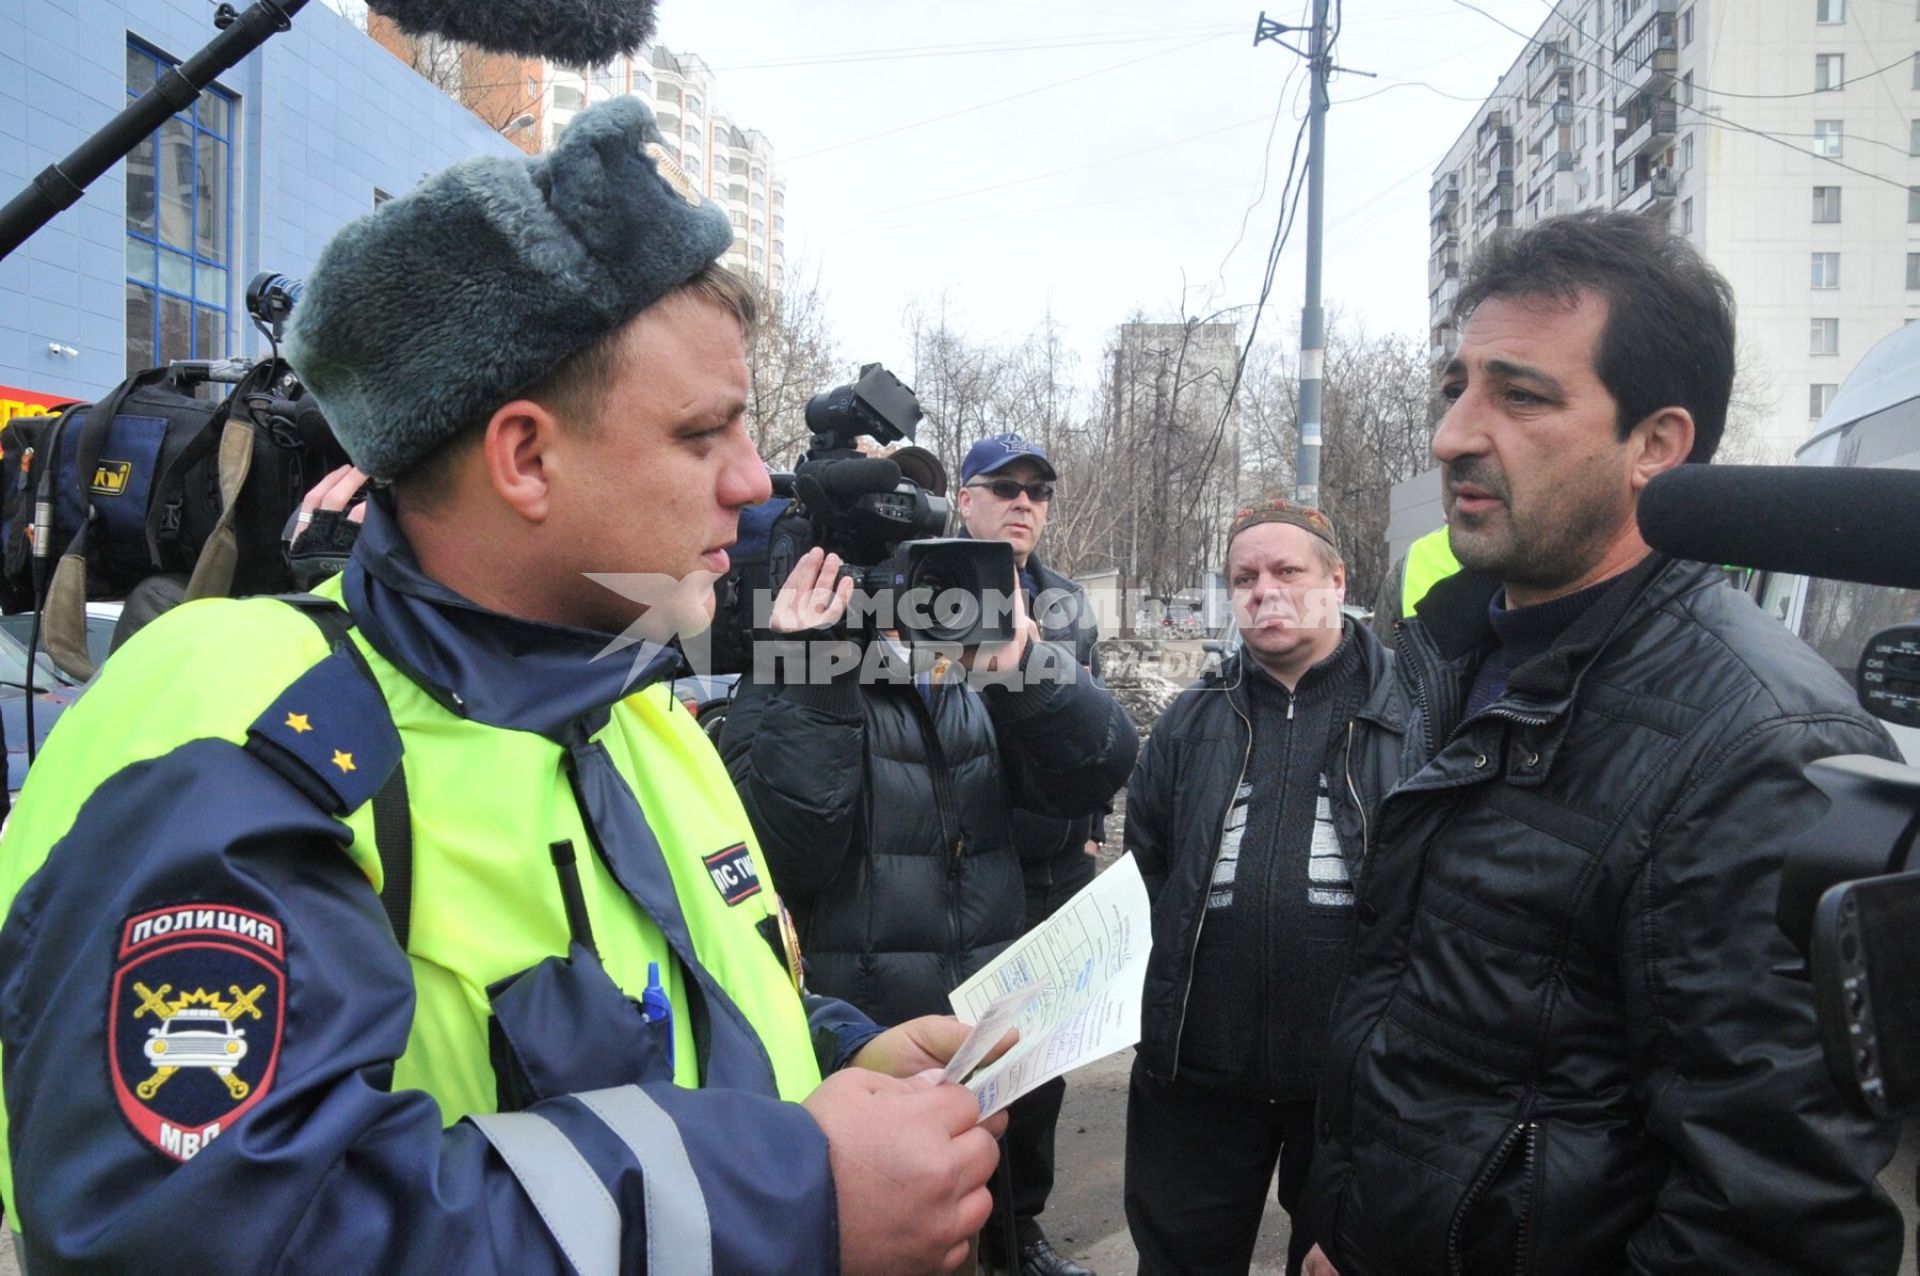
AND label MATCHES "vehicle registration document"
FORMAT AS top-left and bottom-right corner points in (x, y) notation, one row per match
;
(944, 853), (1150, 1117)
